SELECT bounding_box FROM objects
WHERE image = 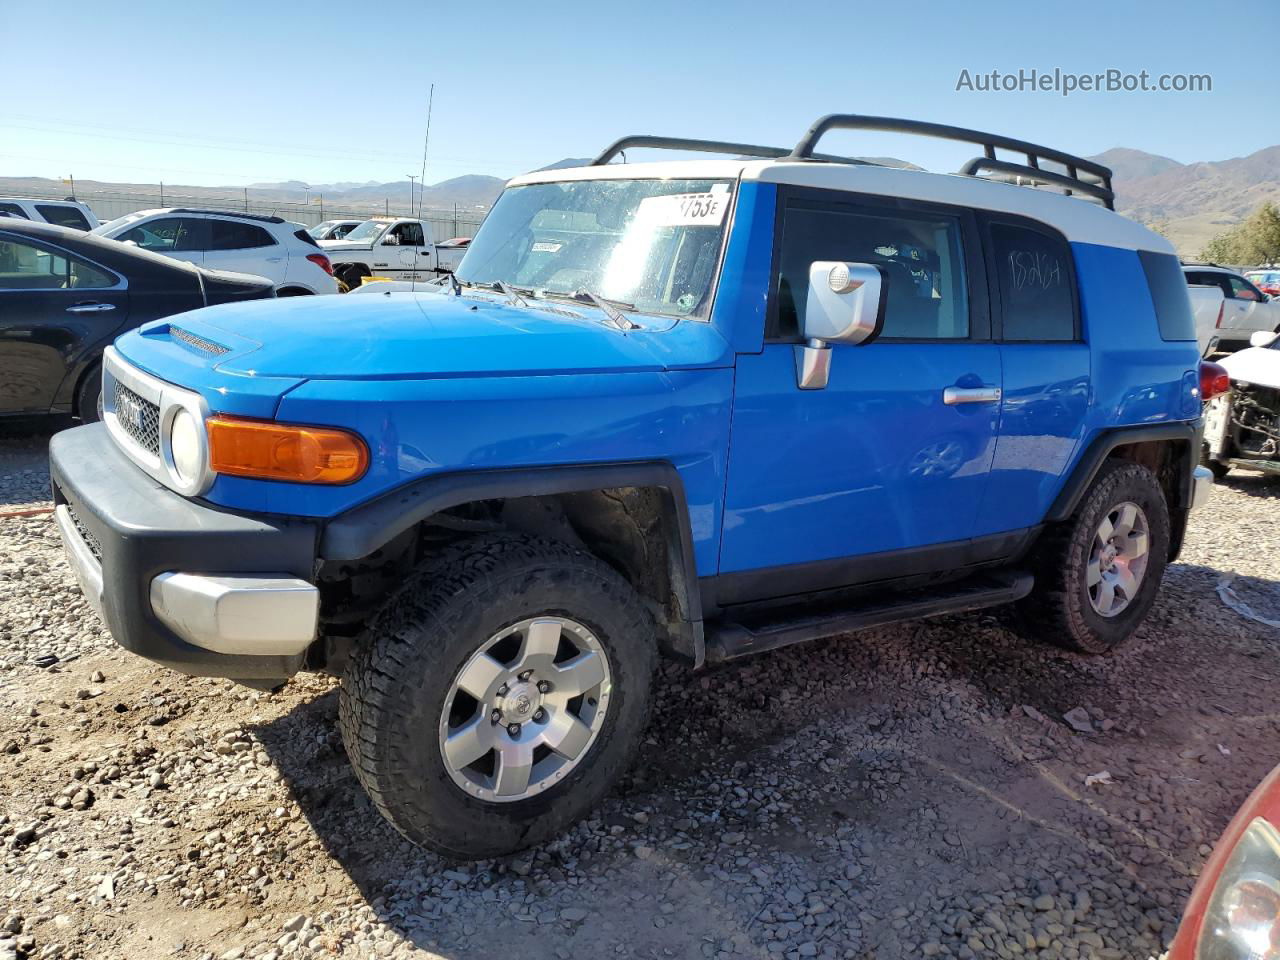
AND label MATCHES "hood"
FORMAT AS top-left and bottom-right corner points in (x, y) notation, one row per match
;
(320, 237), (373, 253)
(1222, 346), (1280, 389)
(175, 290), (732, 380)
